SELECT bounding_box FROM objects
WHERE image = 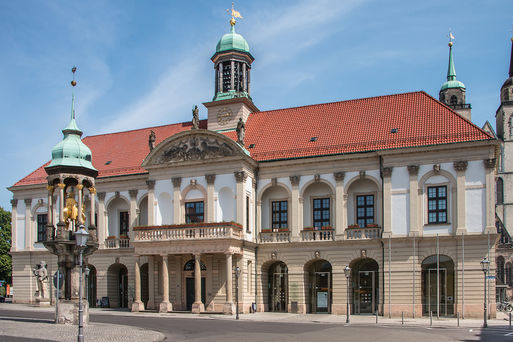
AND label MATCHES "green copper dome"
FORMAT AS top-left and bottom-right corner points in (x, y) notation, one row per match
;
(46, 96), (97, 173)
(440, 43), (465, 91)
(216, 25), (250, 54)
